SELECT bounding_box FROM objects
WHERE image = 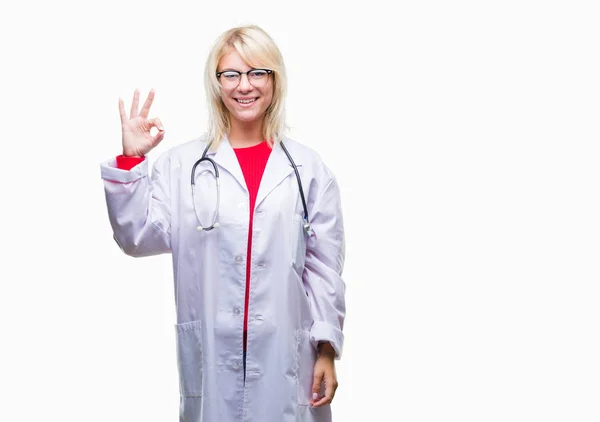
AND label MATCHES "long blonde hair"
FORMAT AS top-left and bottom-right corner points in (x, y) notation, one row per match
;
(204, 25), (287, 150)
